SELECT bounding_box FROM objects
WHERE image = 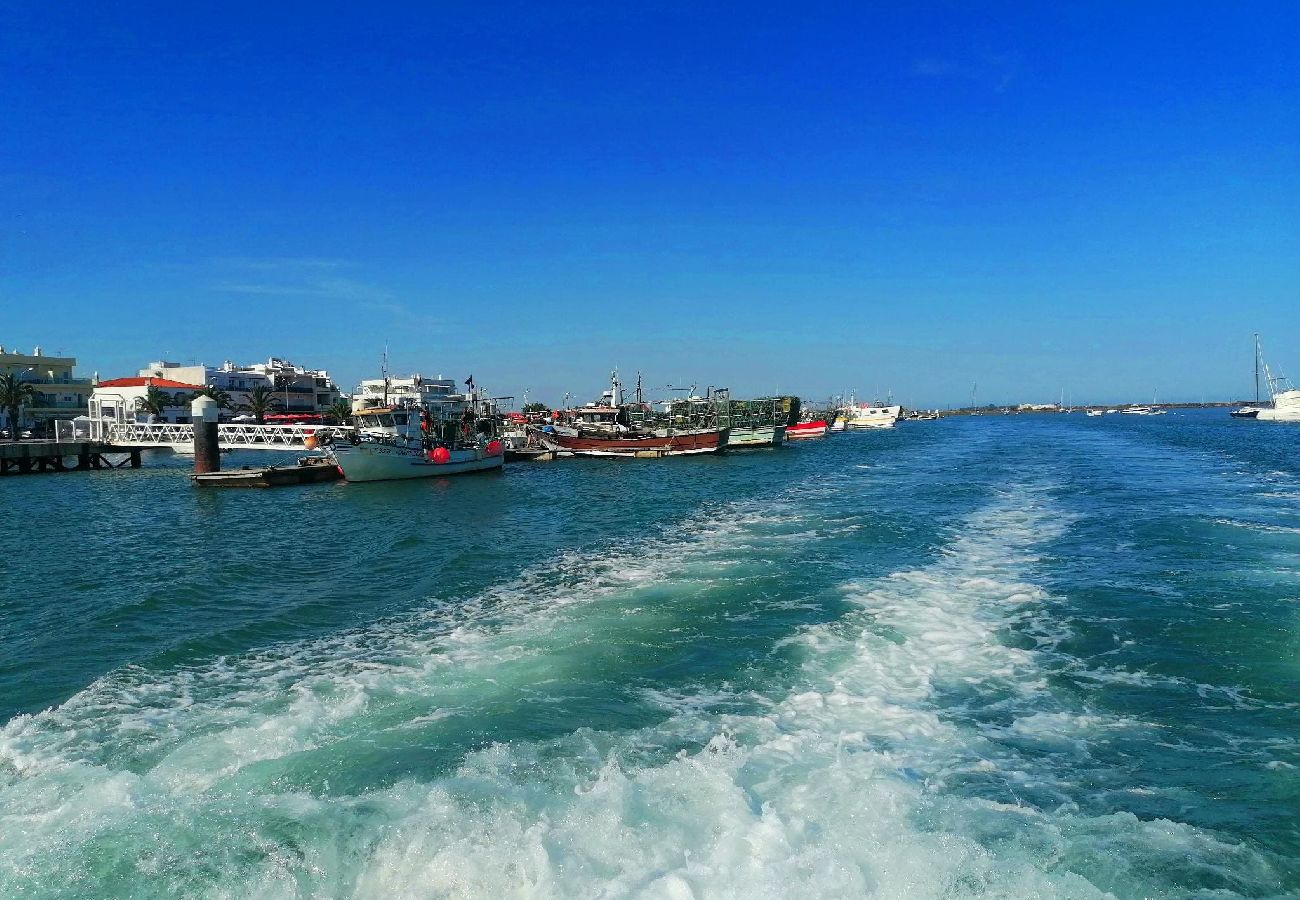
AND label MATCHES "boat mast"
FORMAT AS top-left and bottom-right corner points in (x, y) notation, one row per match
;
(381, 344), (390, 407)
(1255, 332), (1261, 405)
